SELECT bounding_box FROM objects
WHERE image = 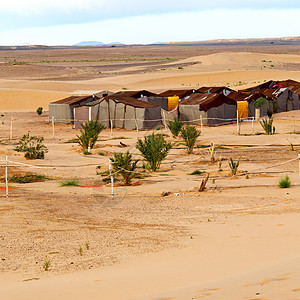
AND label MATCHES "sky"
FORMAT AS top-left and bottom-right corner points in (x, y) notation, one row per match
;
(0, 0), (300, 45)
